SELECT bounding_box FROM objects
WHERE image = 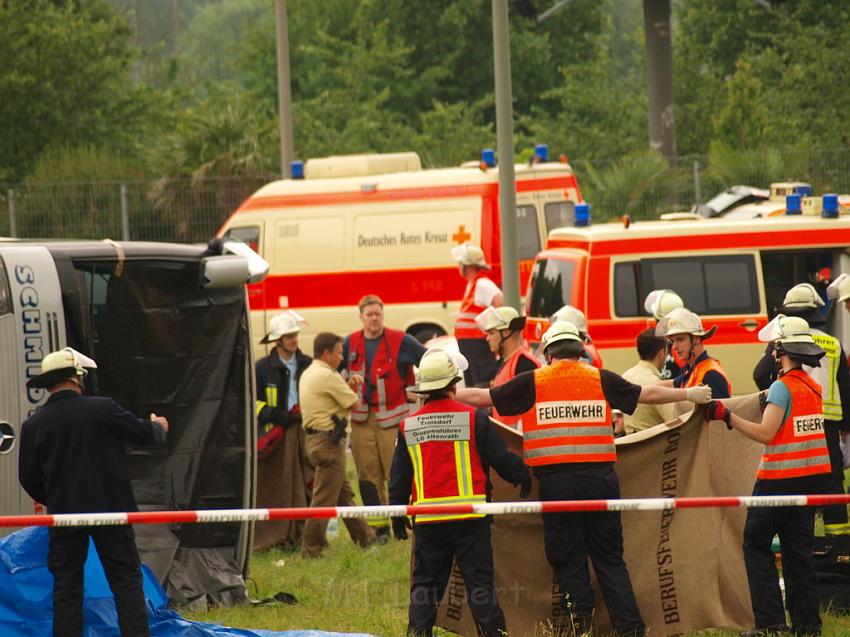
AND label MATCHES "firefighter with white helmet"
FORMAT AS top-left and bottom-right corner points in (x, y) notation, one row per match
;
(475, 306), (540, 426)
(643, 289), (686, 380)
(706, 315), (830, 636)
(549, 304), (603, 368)
(754, 283), (850, 536)
(388, 348), (530, 637)
(656, 307), (732, 398)
(455, 321), (711, 636)
(255, 310), (313, 549)
(19, 348), (168, 637)
(451, 242), (503, 387)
